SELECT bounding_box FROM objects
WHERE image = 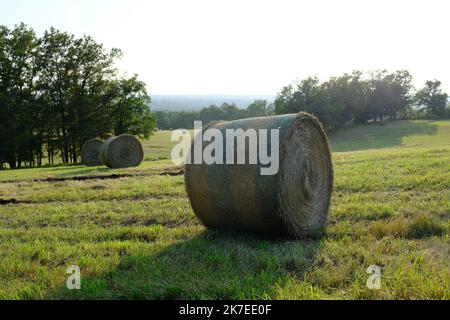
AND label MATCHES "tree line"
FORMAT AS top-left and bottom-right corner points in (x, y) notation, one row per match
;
(155, 70), (449, 132)
(274, 70), (449, 131)
(2, 24), (449, 169)
(0, 24), (155, 169)
(155, 100), (273, 130)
